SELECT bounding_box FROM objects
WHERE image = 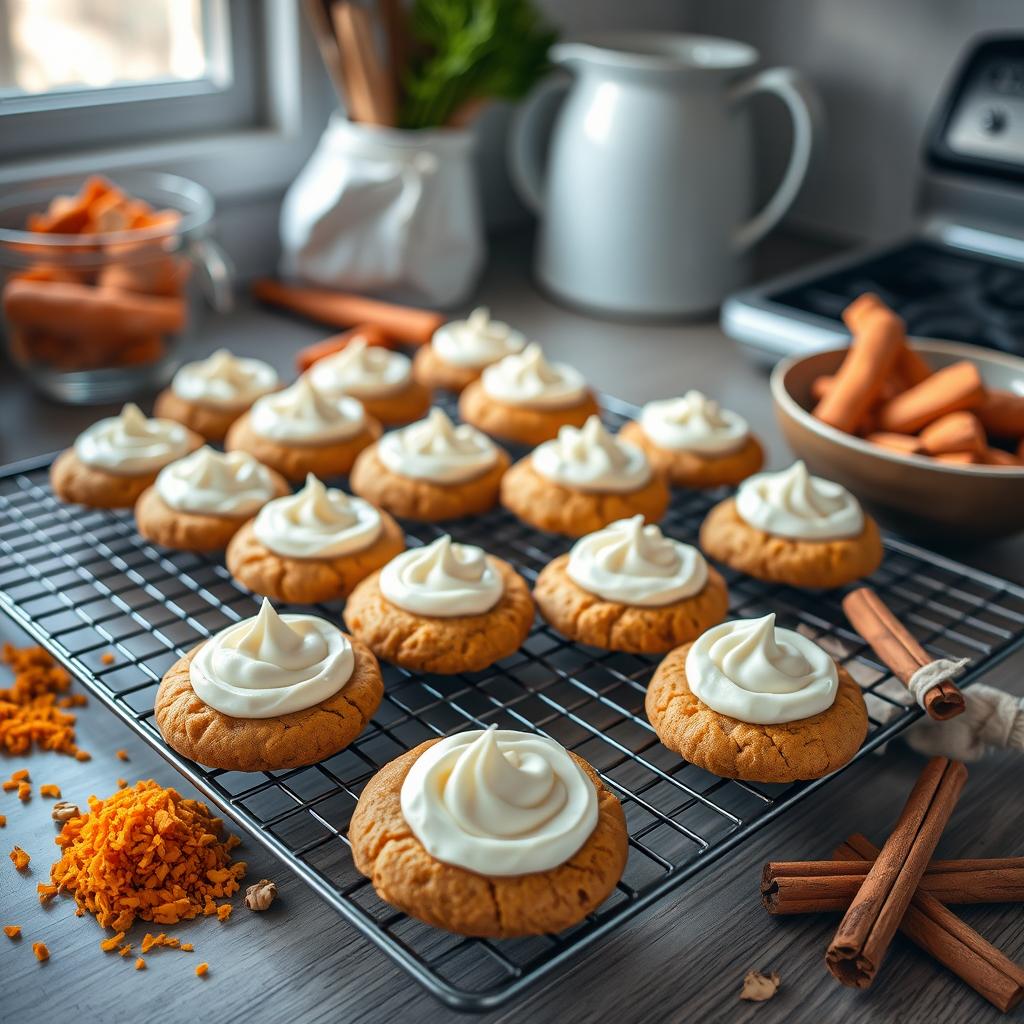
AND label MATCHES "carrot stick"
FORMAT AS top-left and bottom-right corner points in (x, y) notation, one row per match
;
(251, 278), (444, 344)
